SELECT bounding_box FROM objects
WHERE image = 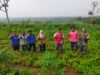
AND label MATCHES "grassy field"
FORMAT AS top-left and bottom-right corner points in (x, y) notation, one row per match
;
(0, 22), (100, 75)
